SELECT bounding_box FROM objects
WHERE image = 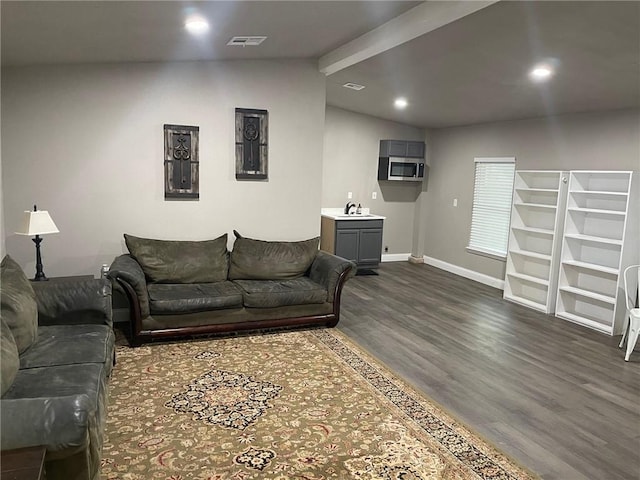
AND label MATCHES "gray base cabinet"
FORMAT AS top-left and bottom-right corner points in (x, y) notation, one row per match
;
(321, 218), (383, 270)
